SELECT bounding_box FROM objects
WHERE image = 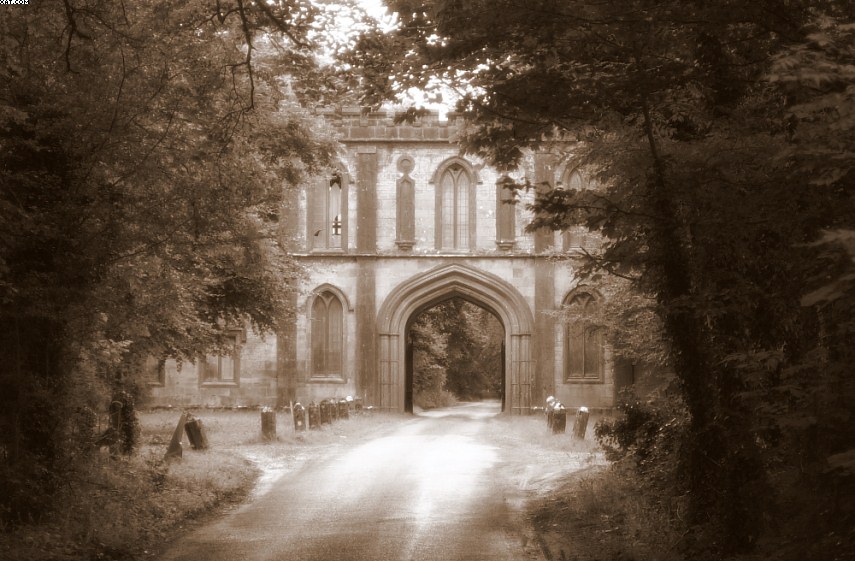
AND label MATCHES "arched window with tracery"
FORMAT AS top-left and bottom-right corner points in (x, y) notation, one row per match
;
(559, 168), (600, 252)
(564, 291), (604, 382)
(434, 160), (474, 250)
(311, 290), (343, 378)
(308, 170), (347, 251)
